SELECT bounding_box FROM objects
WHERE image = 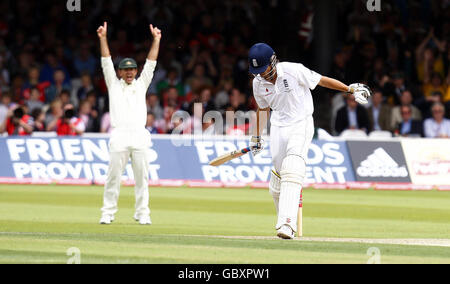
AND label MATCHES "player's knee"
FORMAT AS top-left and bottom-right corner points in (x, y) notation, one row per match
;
(269, 169), (281, 197)
(280, 155), (306, 185)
